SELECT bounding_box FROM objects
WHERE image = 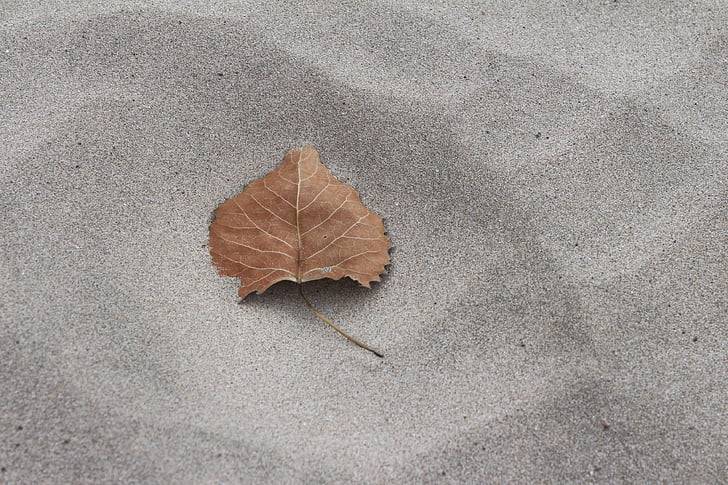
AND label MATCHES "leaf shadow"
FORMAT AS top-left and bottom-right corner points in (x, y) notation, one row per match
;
(238, 277), (387, 342)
